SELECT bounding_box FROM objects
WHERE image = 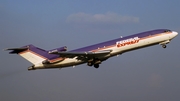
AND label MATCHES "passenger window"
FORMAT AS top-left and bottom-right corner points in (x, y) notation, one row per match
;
(164, 30), (171, 32)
